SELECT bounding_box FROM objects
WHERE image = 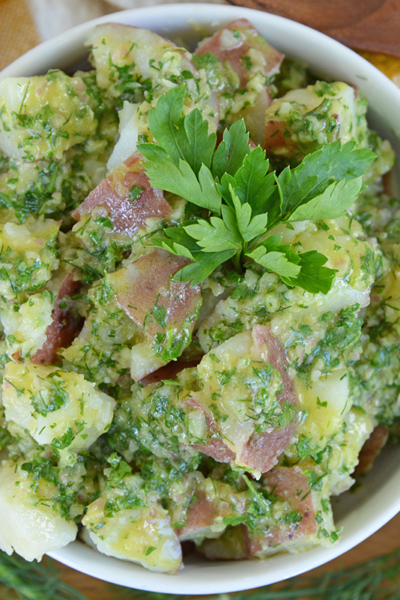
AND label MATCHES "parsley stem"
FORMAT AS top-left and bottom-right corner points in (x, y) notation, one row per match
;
(232, 249), (244, 274)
